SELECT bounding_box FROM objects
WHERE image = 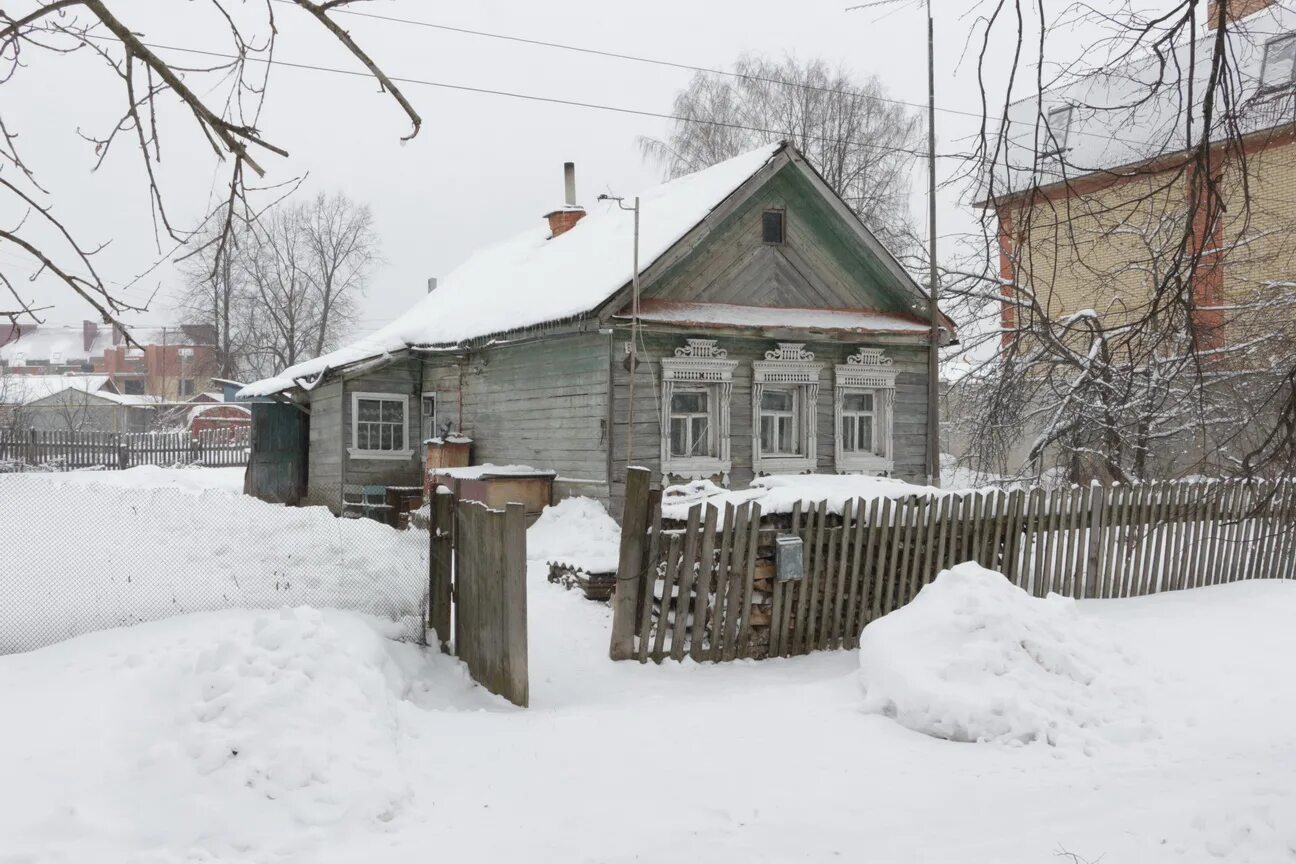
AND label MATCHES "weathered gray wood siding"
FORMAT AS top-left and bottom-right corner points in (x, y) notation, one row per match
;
(609, 329), (929, 514)
(304, 379), (343, 508)
(339, 357), (425, 493)
(641, 162), (922, 316)
(422, 331), (612, 502)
